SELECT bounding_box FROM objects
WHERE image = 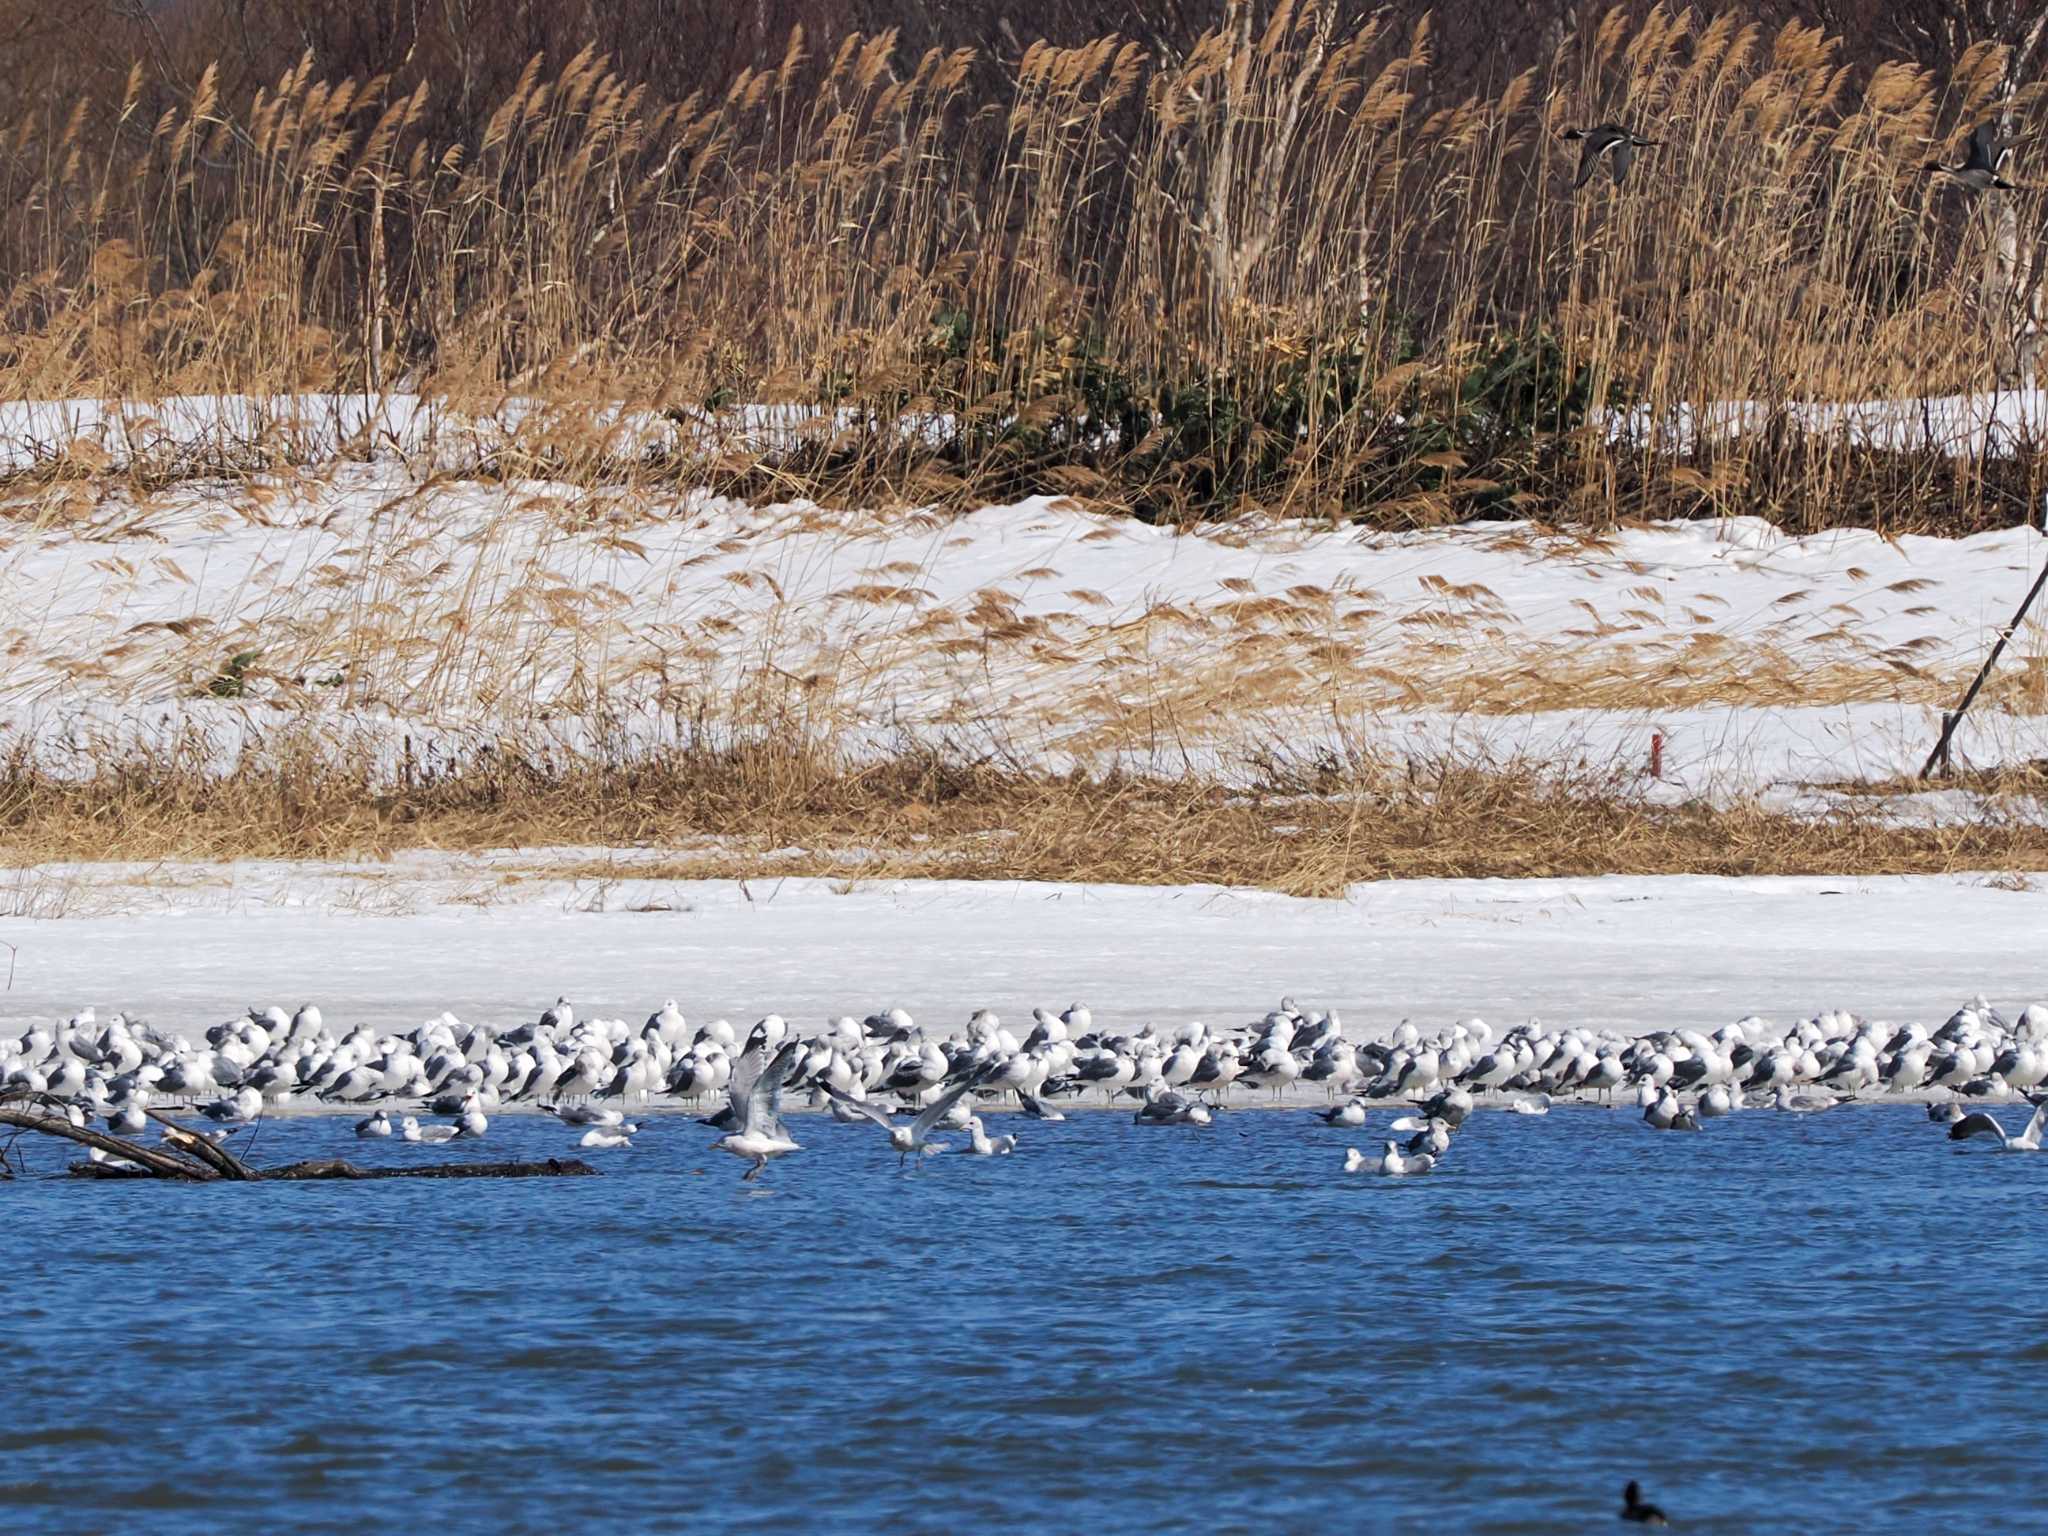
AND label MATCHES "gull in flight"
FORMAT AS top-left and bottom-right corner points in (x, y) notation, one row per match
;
(711, 1029), (804, 1181)
(824, 1067), (989, 1168)
(1948, 1099), (2048, 1151)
